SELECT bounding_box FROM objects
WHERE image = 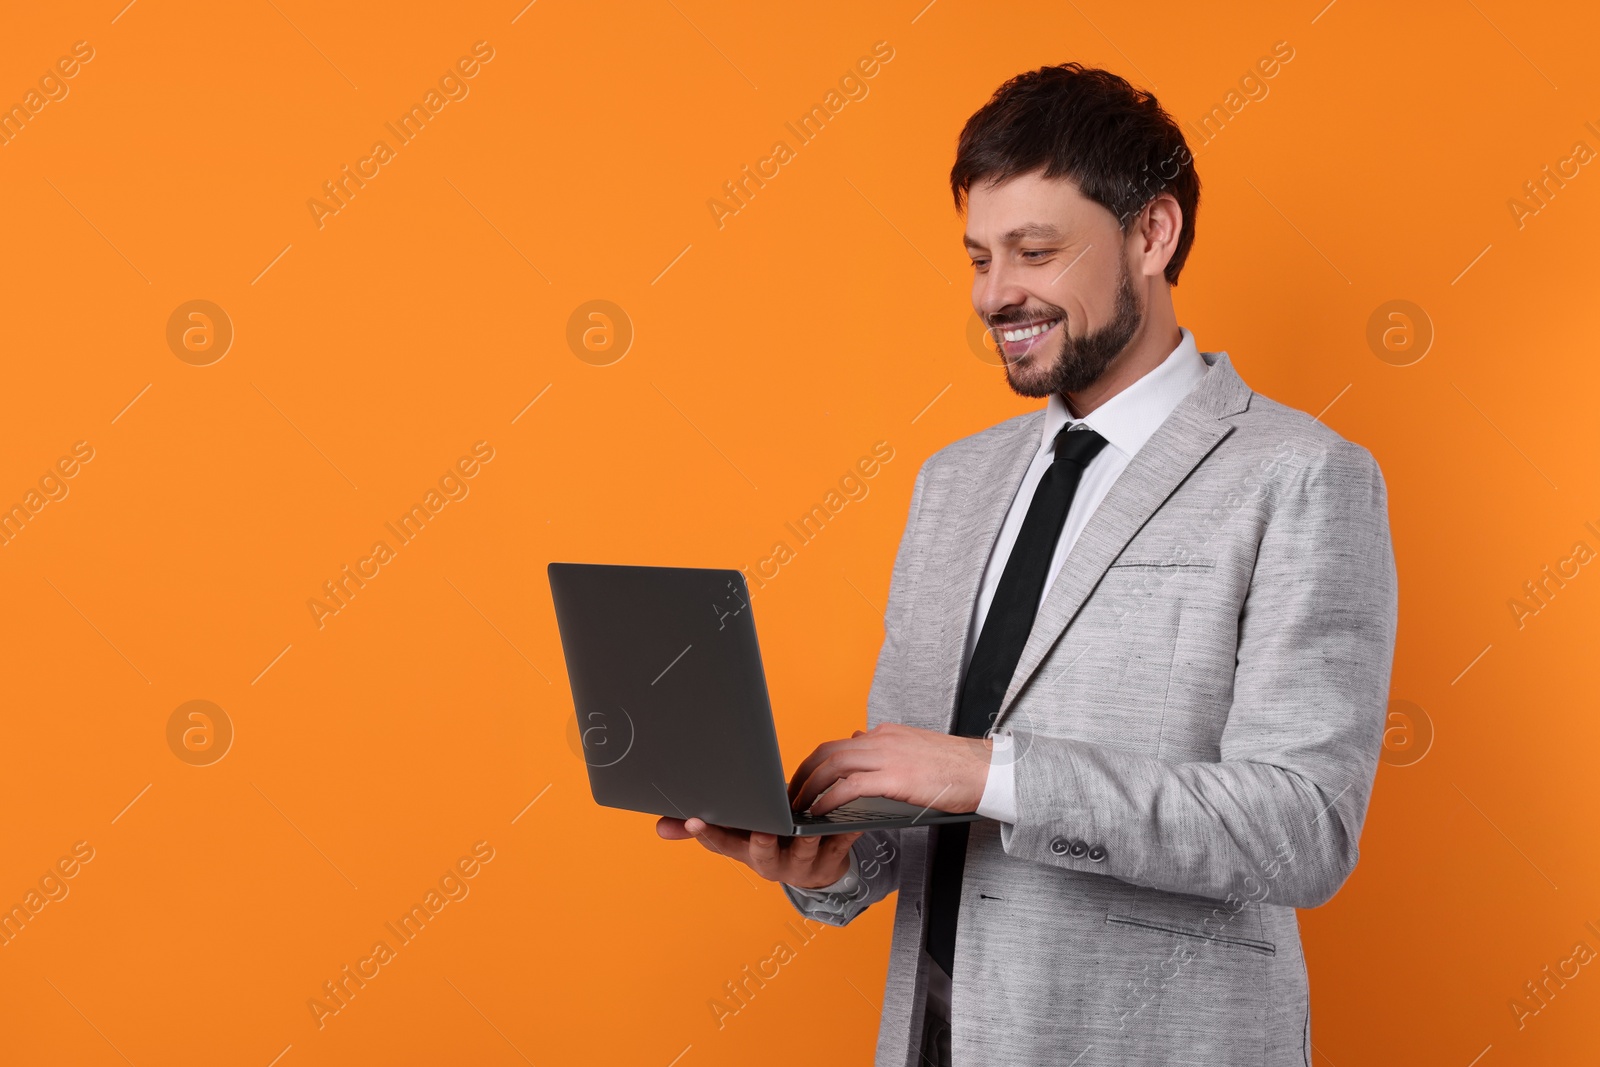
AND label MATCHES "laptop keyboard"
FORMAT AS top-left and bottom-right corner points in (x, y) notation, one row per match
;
(793, 804), (909, 824)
